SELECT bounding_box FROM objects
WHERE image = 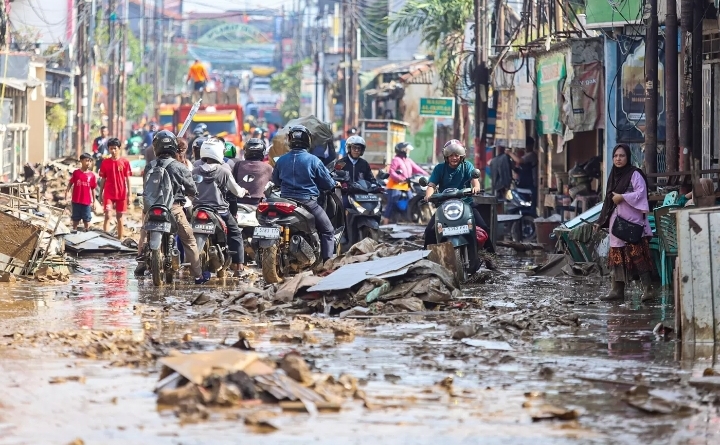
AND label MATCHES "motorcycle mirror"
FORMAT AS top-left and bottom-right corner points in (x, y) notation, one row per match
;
(334, 162), (346, 170)
(471, 168), (481, 179)
(418, 177), (429, 187)
(192, 174), (203, 183)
